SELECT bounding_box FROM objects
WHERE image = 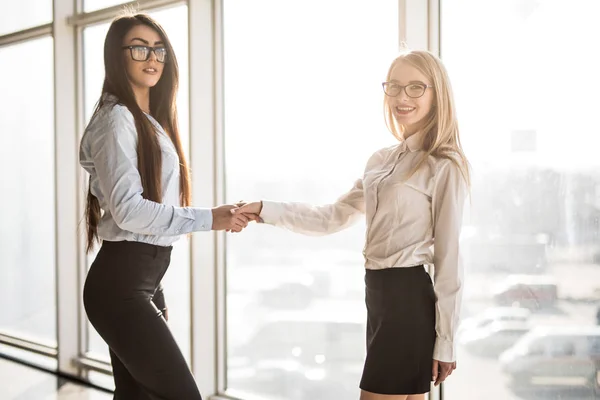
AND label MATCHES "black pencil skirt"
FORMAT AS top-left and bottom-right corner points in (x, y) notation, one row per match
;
(359, 265), (436, 395)
(83, 240), (203, 400)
